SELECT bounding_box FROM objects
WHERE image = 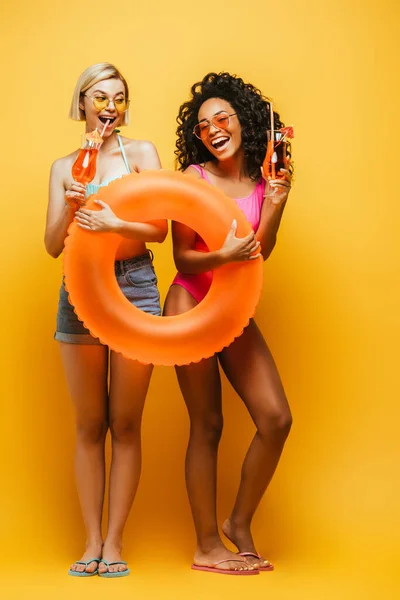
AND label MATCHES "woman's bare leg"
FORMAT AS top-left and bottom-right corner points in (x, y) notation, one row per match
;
(99, 353), (153, 575)
(163, 286), (253, 571)
(219, 321), (292, 568)
(60, 342), (108, 574)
